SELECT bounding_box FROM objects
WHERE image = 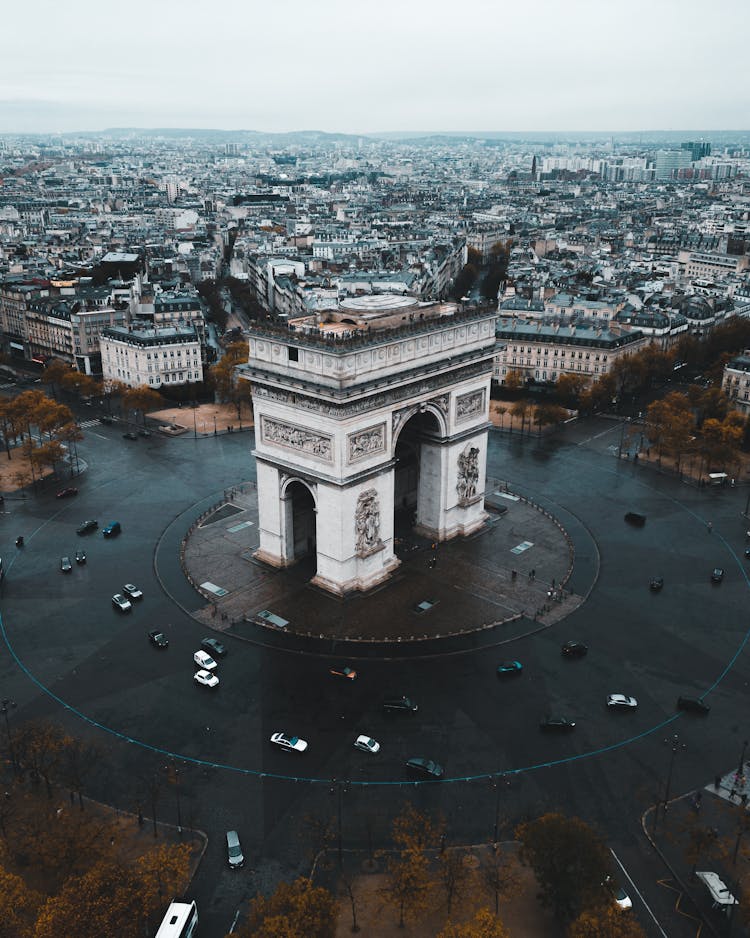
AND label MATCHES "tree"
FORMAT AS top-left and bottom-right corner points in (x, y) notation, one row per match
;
(567, 904), (646, 938)
(380, 803), (437, 927)
(533, 404), (568, 436)
(438, 908), (510, 938)
(510, 400), (531, 436)
(555, 374), (588, 408)
(122, 386), (162, 426)
(452, 263), (479, 301)
(0, 864), (42, 938)
(209, 341), (249, 403)
(480, 848), (519, 916)
(502, 369), (523, 392)
(238, 877), (338, 938)
(40, 359), (72, 399)
(437, 847), (471, 916)
(14, 721), (68, 799)
(516, 813), (613, 922)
